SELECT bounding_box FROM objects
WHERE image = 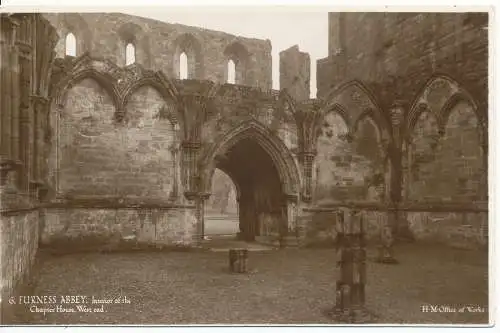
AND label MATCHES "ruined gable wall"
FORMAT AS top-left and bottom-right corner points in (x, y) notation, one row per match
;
(42, 13), (272, 89)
